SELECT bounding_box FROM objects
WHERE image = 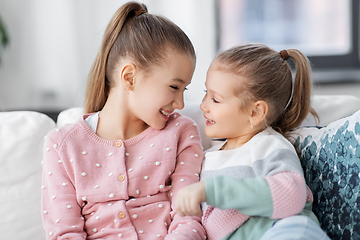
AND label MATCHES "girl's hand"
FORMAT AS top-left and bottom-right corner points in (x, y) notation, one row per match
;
(175, 181), (206, 217)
